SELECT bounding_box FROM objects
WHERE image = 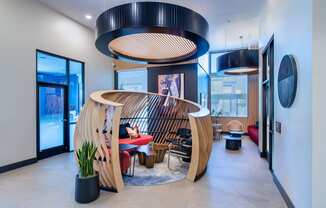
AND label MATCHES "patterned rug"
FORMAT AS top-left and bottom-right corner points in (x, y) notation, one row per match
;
(123, 155), (189, 186)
